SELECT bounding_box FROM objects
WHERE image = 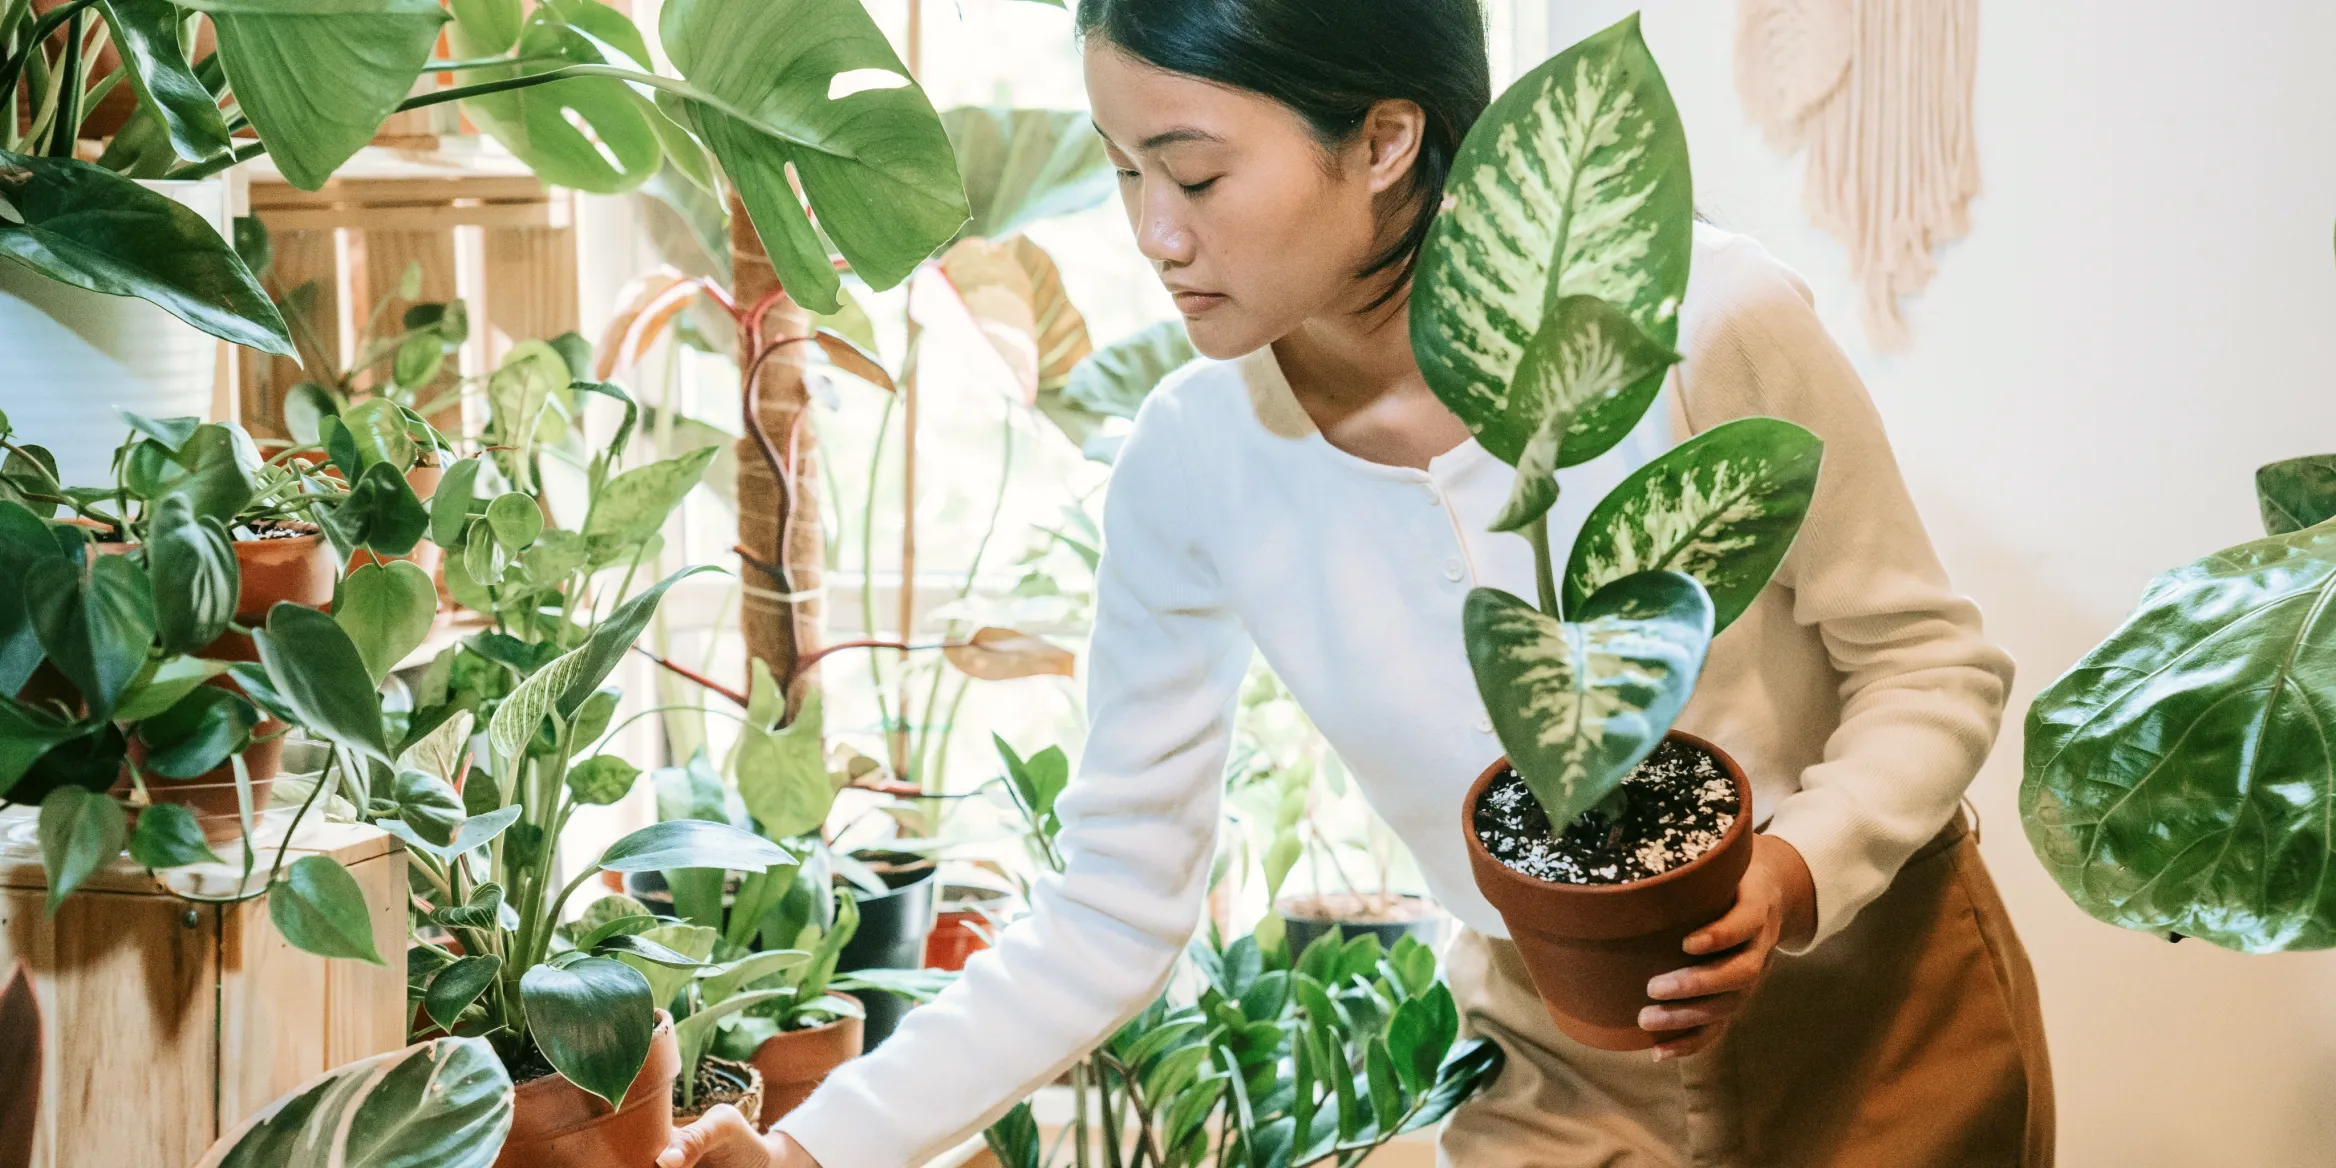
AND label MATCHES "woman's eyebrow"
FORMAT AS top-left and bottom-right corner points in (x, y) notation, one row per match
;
(1093, 122), (1227, 152)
